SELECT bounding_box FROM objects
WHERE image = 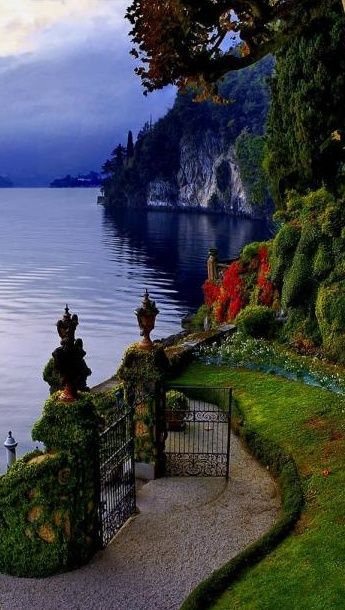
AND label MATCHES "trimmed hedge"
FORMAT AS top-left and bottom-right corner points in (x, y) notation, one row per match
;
(236, 305), (276, 338)
(179, 388), (303, 610)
